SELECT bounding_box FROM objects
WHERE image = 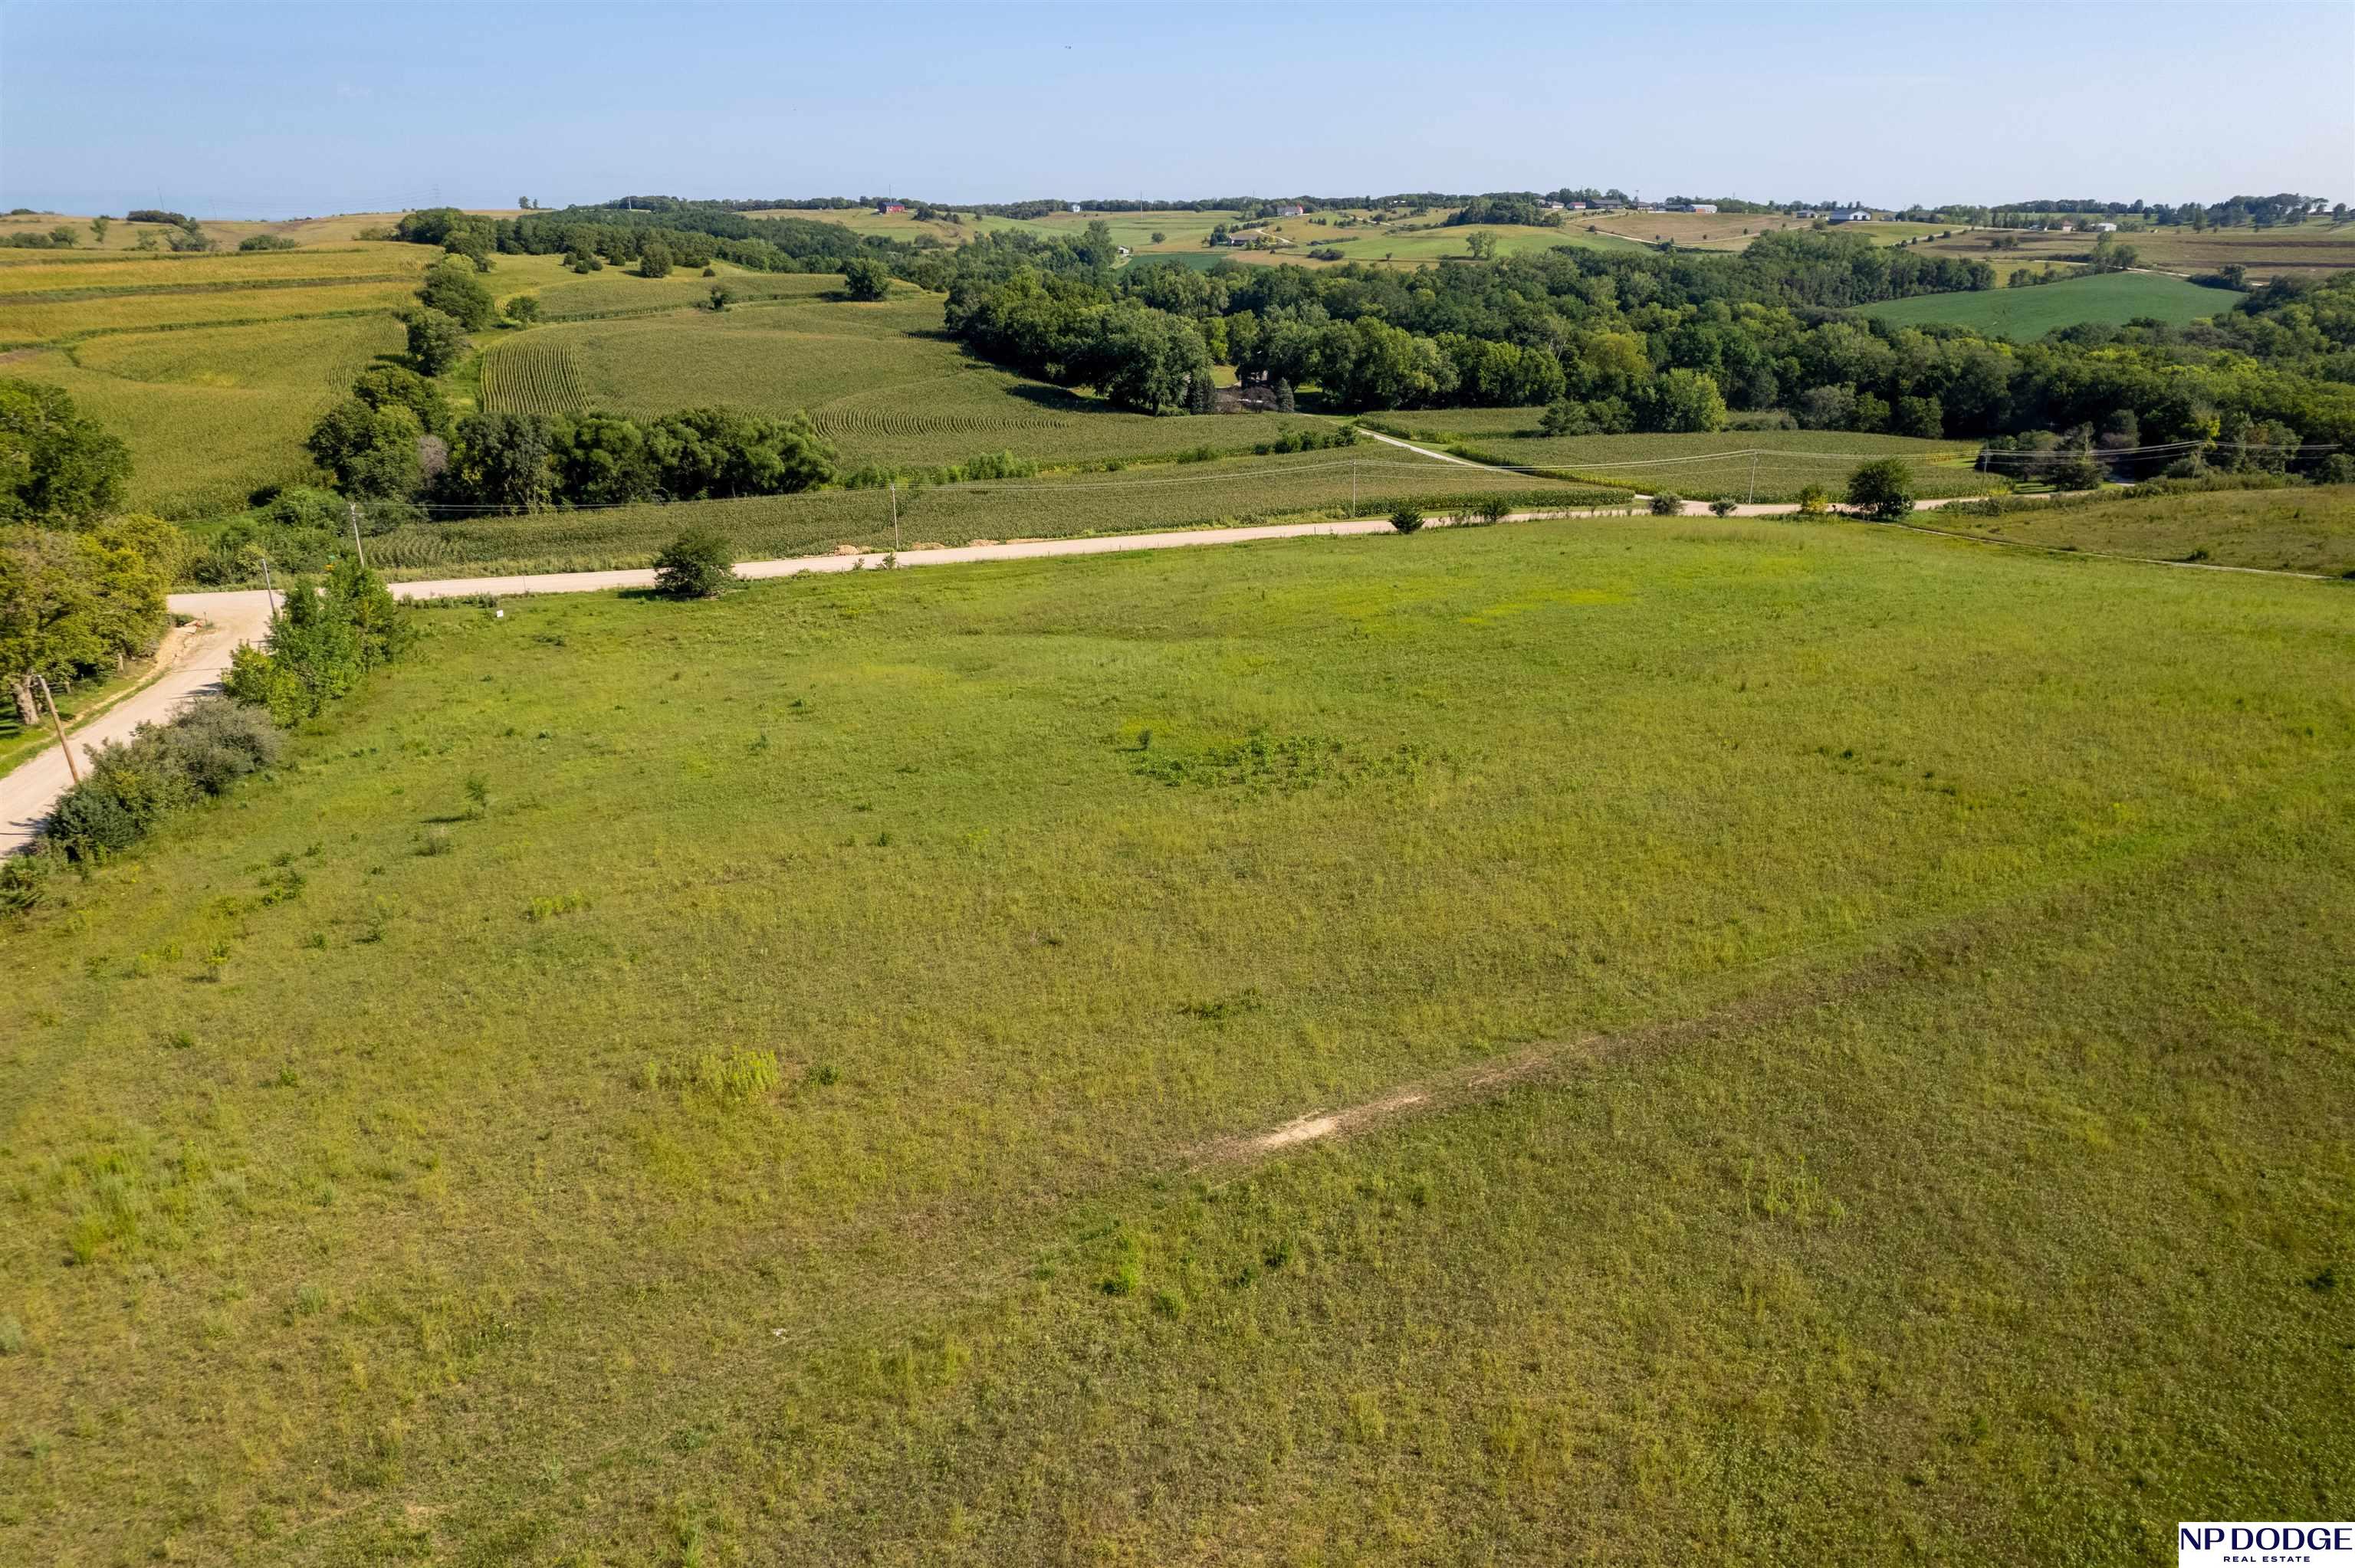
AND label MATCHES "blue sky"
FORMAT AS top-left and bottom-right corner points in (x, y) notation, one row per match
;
(2, 1), (2348, 216)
